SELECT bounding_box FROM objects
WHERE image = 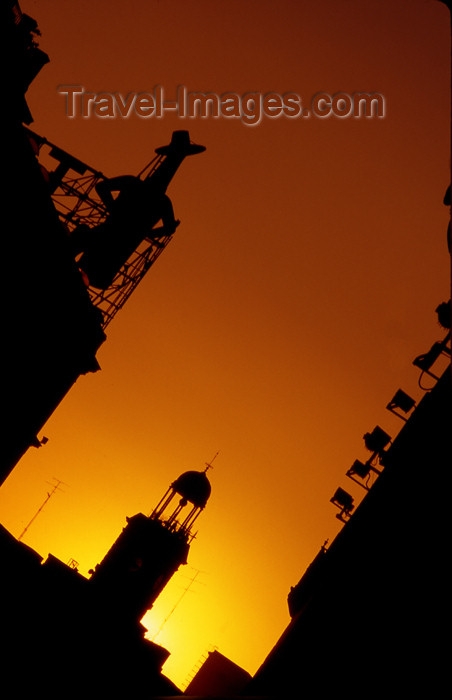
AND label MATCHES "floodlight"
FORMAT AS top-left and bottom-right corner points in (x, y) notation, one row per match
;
(346, 457), (383, 490)
(330, 487), (354, 521)
(347, 459), (370, 479)
(363, 426), (391, 454)
(413, 338), (450, 380)
(386, 389), (416, 421)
